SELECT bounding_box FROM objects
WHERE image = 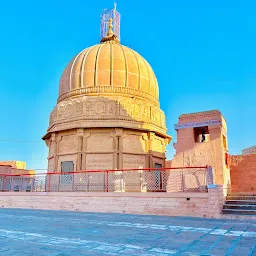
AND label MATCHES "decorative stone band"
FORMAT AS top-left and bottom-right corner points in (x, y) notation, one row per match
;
(48, 96), (167, 132)
(57, 86), (160, 106)
(174, 120), (221, 130)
